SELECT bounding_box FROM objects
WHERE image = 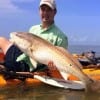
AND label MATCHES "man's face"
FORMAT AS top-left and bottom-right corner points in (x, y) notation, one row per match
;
(39, 5), (56, 23)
